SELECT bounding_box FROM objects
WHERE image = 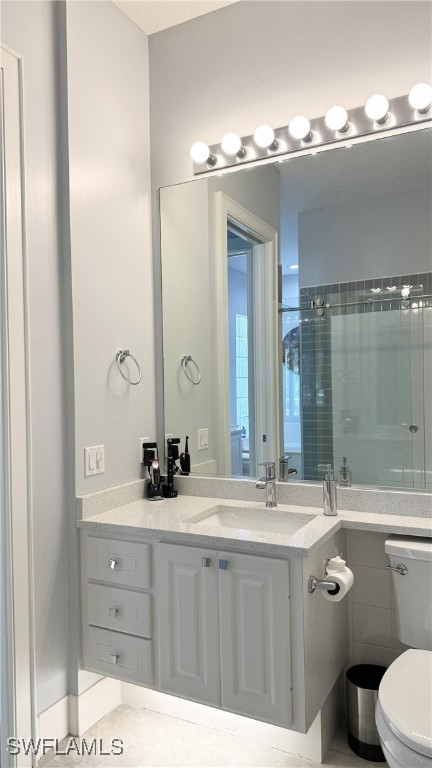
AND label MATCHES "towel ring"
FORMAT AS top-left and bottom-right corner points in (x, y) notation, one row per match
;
(181, 355), (201, 385)
(116, 350), (142, 385)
